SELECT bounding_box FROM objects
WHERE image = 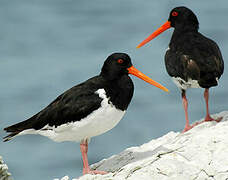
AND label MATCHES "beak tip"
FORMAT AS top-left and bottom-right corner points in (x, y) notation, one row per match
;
(163, 87), (169, 93)
(128, 66), (169, 93)
(136, 45), (141, 49)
